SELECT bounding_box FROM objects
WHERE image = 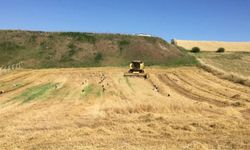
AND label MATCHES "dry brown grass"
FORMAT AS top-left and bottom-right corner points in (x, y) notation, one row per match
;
(0, 67), (250, 149)
(176, 40), (250, 51)
(193, 52), (250, 77)
(198, 59), (250, 87)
